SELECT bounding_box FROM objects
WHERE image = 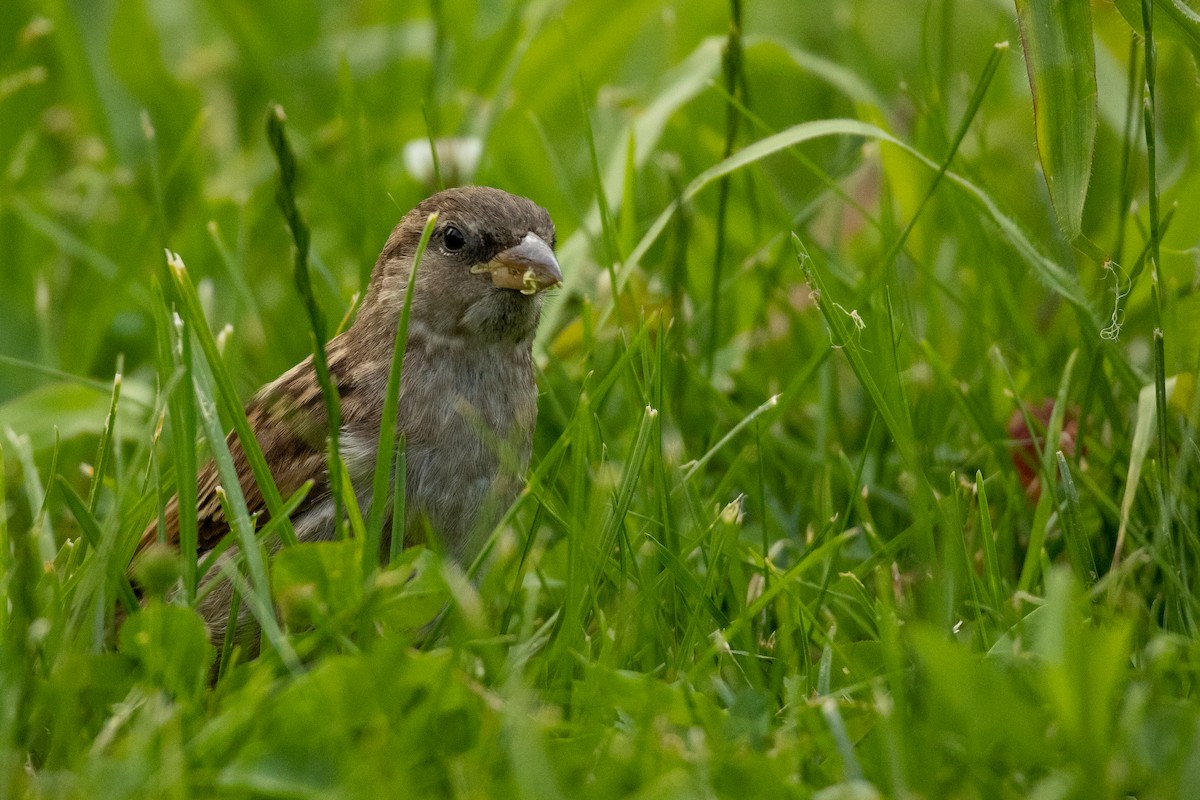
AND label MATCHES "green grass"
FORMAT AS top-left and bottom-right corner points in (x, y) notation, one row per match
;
(3, 0), (1200, 797)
